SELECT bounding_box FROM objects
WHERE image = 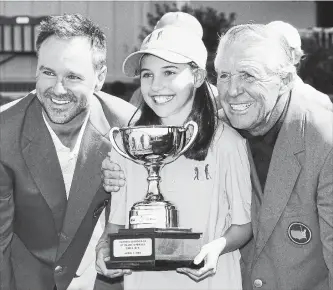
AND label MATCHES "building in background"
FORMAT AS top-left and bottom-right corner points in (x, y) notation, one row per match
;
(0, 1), (327, 103)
